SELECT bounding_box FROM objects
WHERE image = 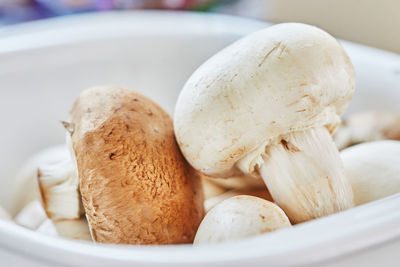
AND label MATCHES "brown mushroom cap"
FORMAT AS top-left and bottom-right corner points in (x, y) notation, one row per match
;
(69, 86), (204, 244)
